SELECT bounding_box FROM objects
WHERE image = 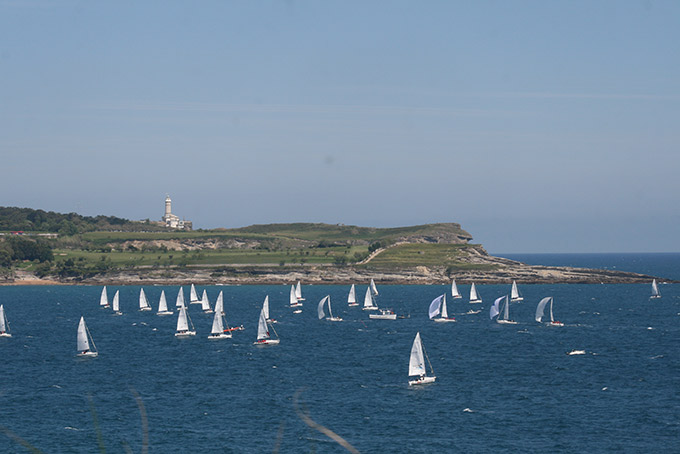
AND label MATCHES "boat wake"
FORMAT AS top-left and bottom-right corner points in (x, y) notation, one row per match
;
(64, 426), (81, 431)
(463, 408), (475, 413)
